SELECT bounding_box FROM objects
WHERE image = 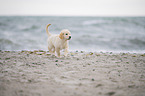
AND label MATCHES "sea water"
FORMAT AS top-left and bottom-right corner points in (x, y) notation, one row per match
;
(0, 16), (145, 53)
